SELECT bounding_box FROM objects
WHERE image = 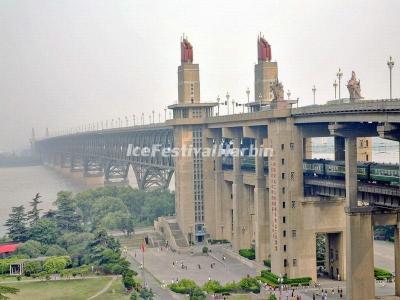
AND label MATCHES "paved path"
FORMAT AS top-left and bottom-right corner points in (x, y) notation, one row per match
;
(87, 276), (117, 300)
(125, 252), (176, 300)
(374, 240), (395, 272)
